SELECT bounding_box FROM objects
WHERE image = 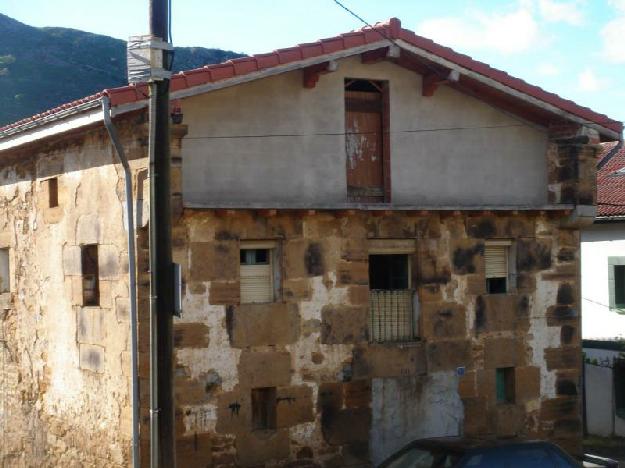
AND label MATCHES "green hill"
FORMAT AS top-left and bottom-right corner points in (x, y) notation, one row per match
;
(0, 14), (244, 126)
